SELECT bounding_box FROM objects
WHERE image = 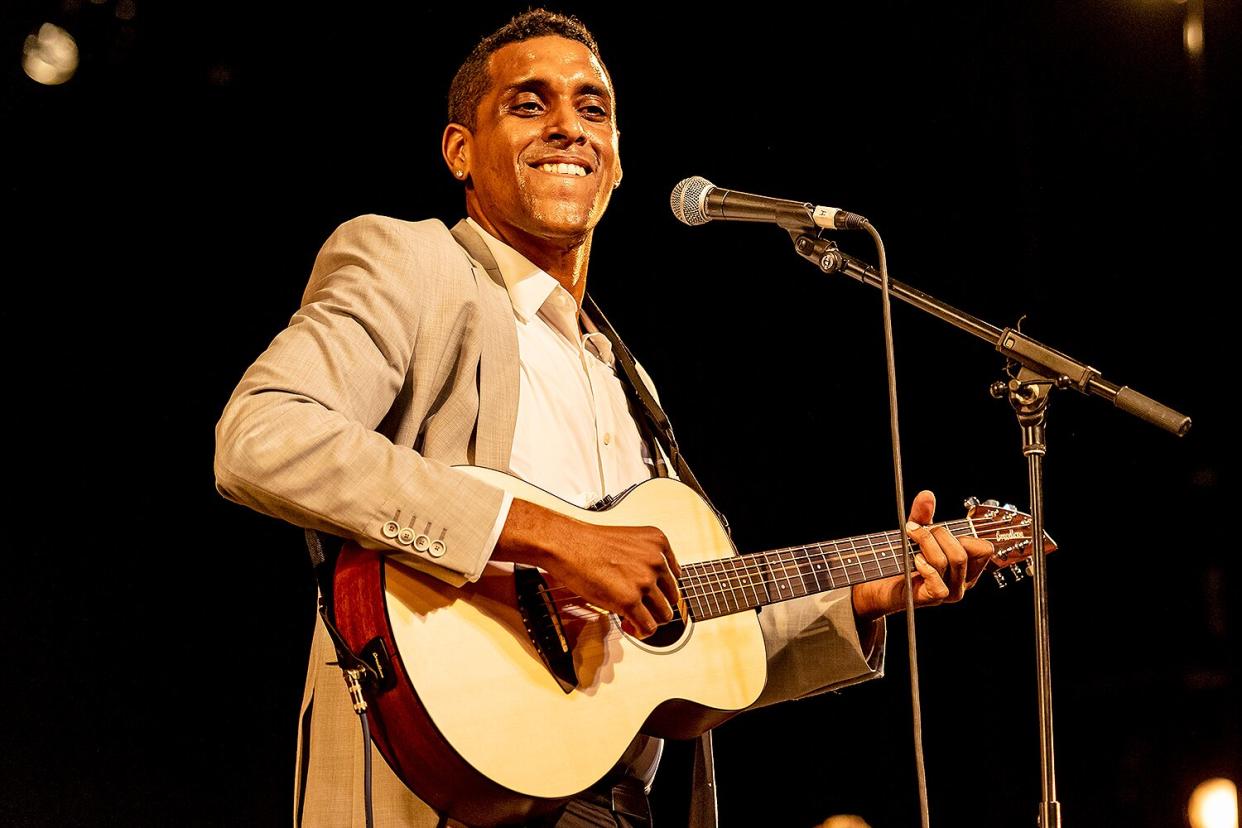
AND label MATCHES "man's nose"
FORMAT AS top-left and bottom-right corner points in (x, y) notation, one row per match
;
(542, 100), (587, 145)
